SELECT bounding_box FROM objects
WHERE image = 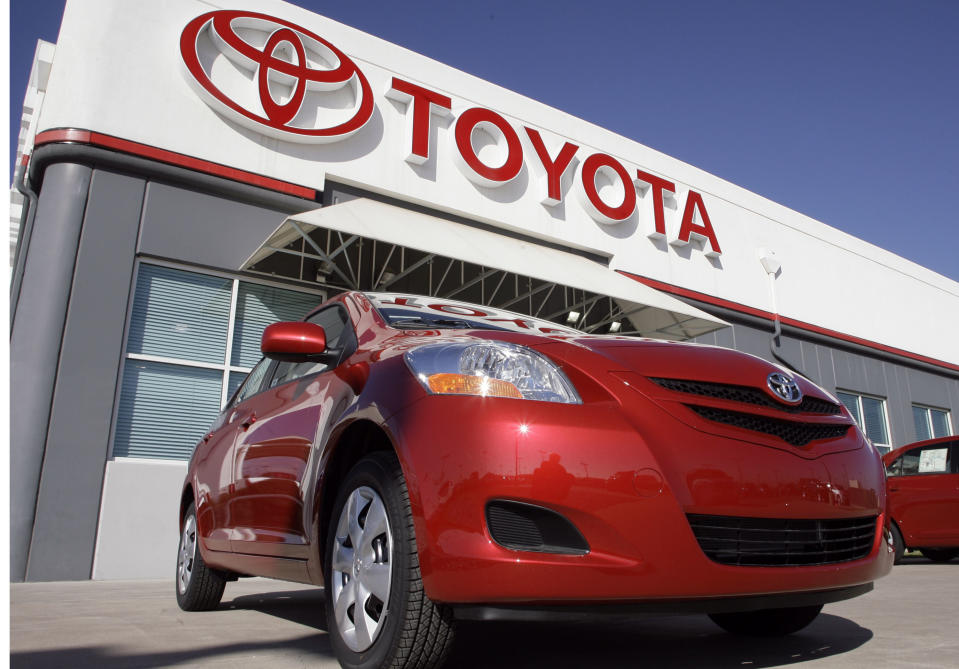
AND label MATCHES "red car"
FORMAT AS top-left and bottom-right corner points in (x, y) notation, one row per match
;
(883, 436), (959, 563)
(175, 291), (893, 669)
